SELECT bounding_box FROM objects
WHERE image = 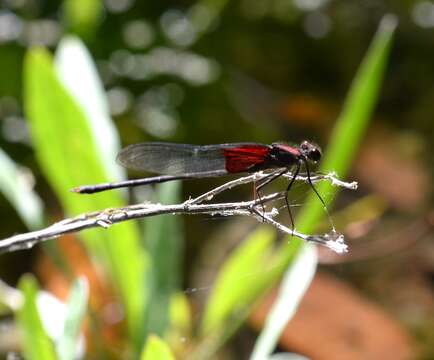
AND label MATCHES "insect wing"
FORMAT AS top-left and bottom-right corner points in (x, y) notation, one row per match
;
(116, 142), (270, 176)
(223, 145), (271, 172)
